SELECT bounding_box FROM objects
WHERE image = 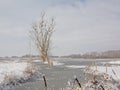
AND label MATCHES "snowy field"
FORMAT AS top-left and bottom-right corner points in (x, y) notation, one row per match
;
(104, 60), (120, 65)
(0, 61), (36, 87)
(65, 65), (86, 69)
(84, 61), (120, 81)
